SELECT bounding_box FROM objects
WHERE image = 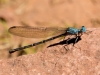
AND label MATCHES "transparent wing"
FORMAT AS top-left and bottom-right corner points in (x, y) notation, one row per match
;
(8, 26), (67, 38)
